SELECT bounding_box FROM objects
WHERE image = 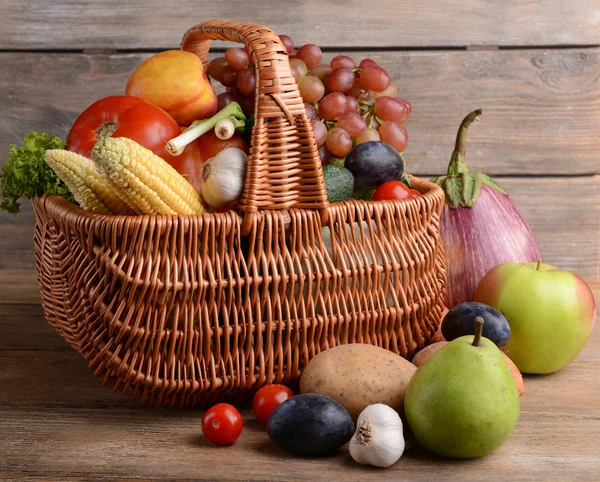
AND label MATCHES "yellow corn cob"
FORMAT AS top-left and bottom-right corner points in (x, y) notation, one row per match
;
(44, 149), (135, 215)
(92, 137), (206, 215)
